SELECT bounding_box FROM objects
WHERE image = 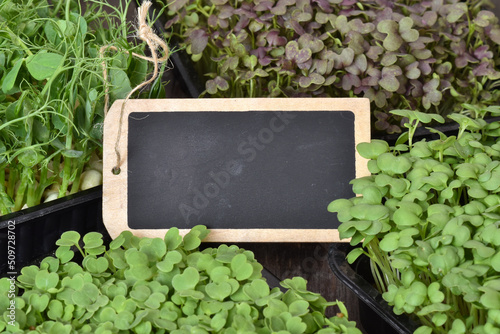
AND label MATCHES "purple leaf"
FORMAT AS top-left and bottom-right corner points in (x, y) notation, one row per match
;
(324, 75), (337, 85)
(473, 10), (495, 28)
(253, 0), (274, 11)
(331, 48), (355, 68)
(219, 6), (235, 19)
(411, 11), (437, 27)
(436, 62), (452, 75)
(168, 0), (189, 12)
(418, 59), (435, 76)
(298, 34), (324, 53)
(409, 79), (423, 98)
(405, 61), (421, 80)
(346, 31), (365, 55)
(285, 41), (312, 64)
(381, 53), (397, 66)
(208, 15), (218, 28)
(366, 45), (384, 60)
(234, 15), (251, 32)
(206, 76), (229, 94)
(342, 73), (361, 90)
(311, 59), (328, 75)
(474, 45), (493, 60)
(413, 49), (432, 60)
(346, 54), (367, 75)
(313, 0), (333, 13)
(189, 29), (209, 54)
(487, 27), (500, 45)
(472, 61), (495, 77)
(298, 58), (313, 70)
